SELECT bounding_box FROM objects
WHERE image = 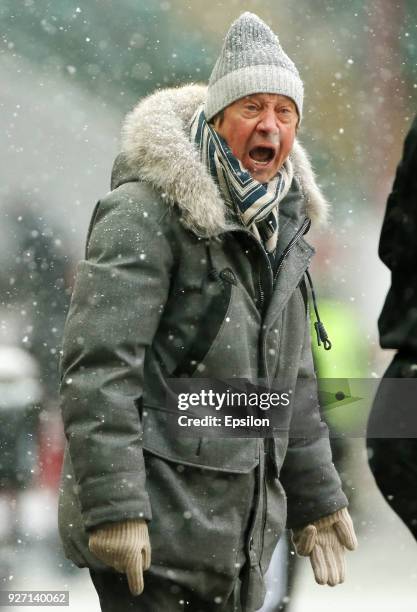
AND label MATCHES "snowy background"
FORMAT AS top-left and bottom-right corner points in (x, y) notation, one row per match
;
(0, 1), (416, 610)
